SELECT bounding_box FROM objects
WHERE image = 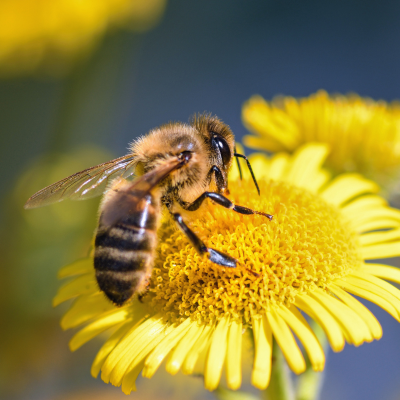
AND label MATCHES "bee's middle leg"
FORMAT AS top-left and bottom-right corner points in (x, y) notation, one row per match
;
(183, 192), (273, 220)
(172, 213), (237, 268)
